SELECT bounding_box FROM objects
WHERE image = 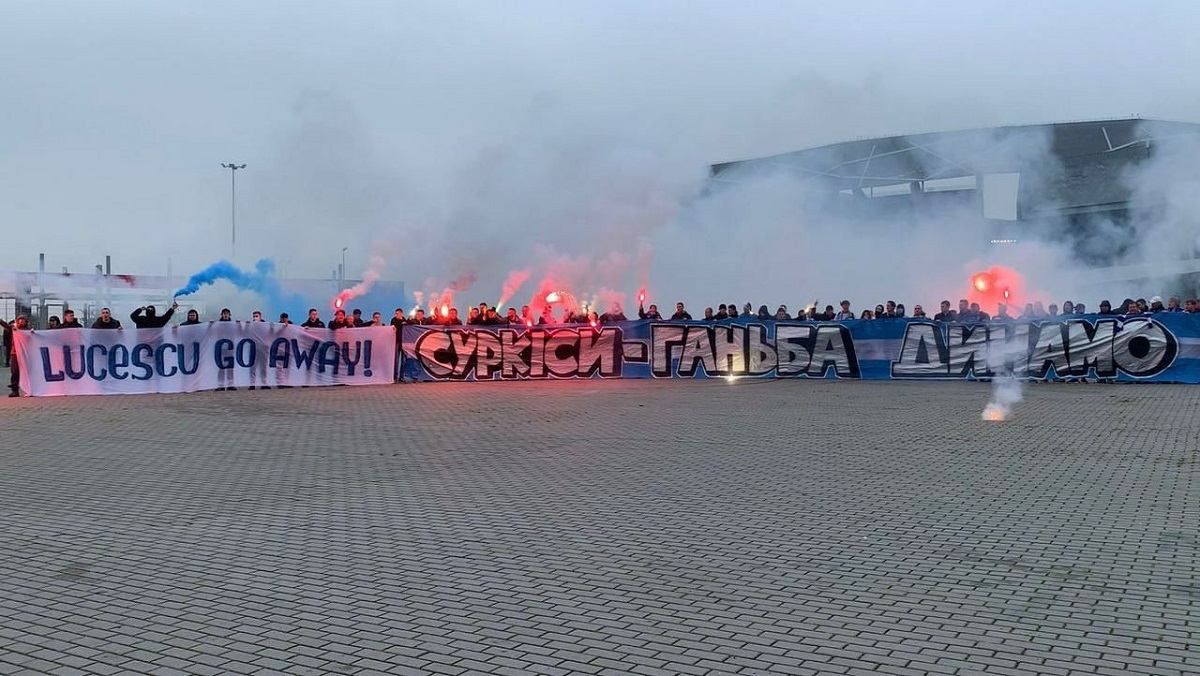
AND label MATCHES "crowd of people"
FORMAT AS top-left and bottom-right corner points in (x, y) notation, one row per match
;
(4, 293), (1200, 397)
(308, 294), (1198, 327)
(5, 293), (1200, 338)
(674, 295), (1200, 323)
